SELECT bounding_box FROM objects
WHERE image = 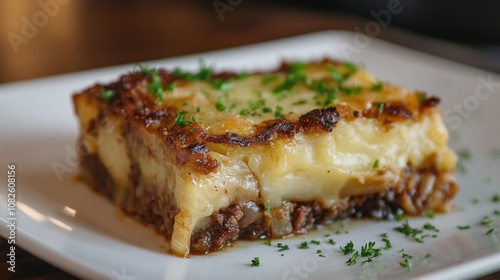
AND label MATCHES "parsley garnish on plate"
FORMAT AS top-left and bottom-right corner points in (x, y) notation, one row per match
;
(340, 241), (355, 255)
(250, 257), (260, 267)
(298, 241), (309, 249)
(346, 251), (359, 266)
(457, 225), (471, 230)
